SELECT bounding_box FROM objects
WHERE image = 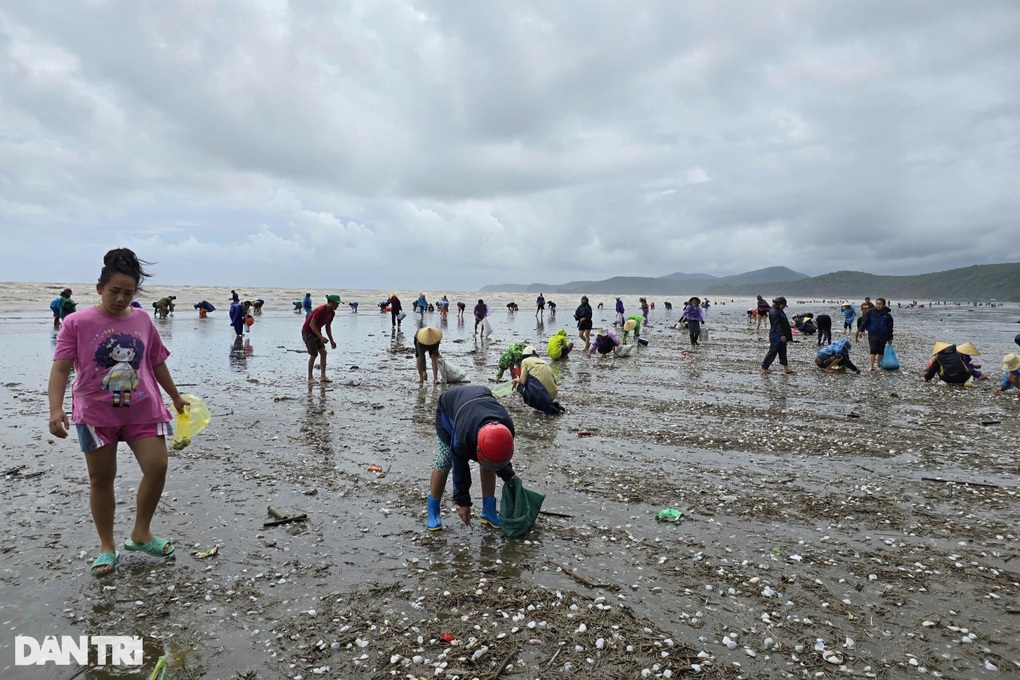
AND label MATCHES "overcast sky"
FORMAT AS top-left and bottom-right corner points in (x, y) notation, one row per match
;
(1, 2), (1018, 290)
